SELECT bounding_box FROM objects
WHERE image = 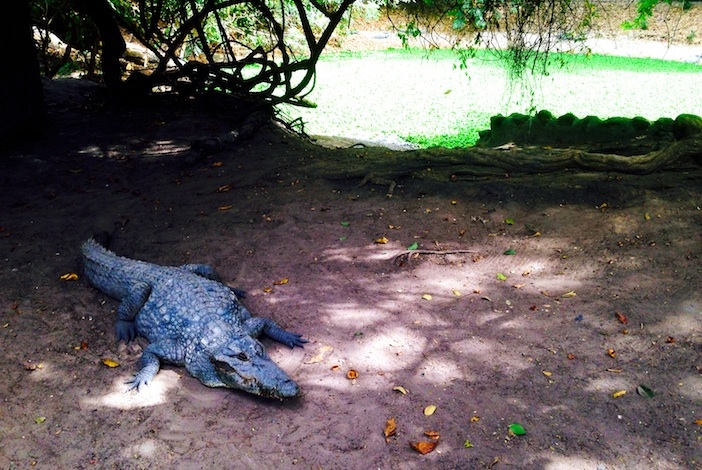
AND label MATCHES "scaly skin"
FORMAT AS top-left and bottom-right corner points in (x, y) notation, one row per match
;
(81, 239), (306, 399)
